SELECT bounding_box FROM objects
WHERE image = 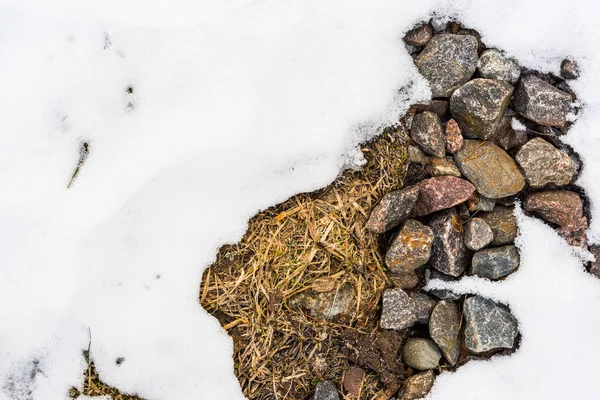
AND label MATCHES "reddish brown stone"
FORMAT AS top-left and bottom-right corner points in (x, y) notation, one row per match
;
(445, 119), (464, 153)
(343, 367), (365, 397)
(524, 190), (587, 229)
(404, 24), (433, 47)
(366, 186), (420, 233)
(588, 245), (600, 278)
(413, 176), (476, 216)
(399, 370), (435, 400)
(556, 225), (587, 247)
